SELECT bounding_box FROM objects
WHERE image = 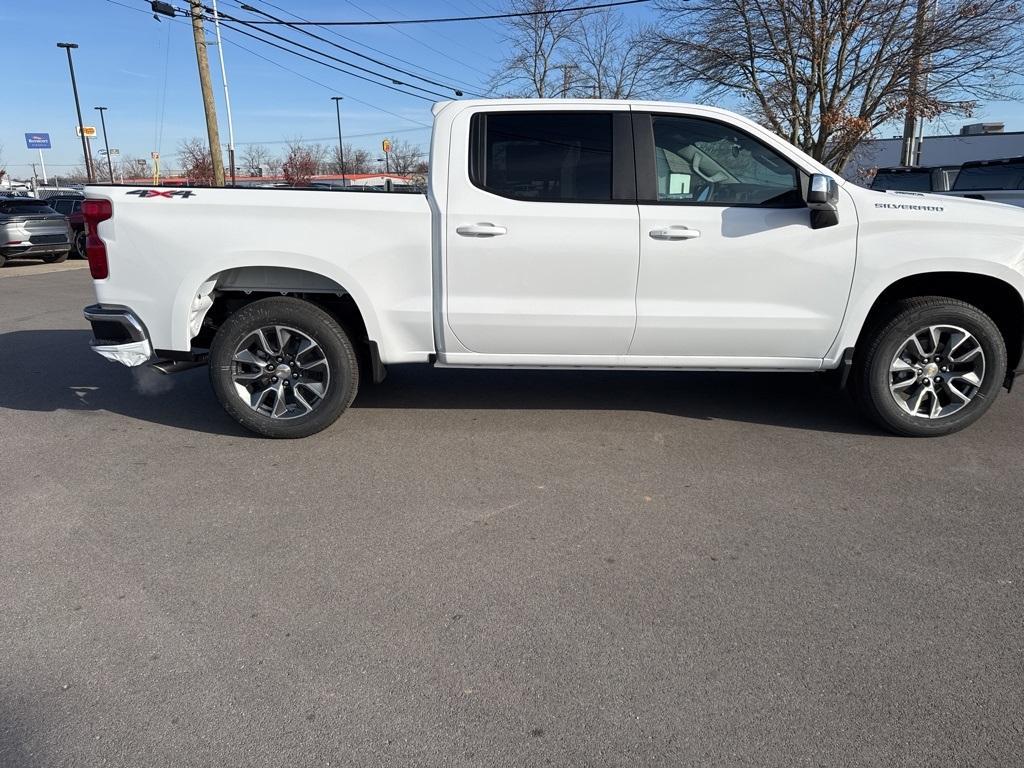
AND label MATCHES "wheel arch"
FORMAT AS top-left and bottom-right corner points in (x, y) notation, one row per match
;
(178, 264), (384, 380)
(854, 271), (1024, 376)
